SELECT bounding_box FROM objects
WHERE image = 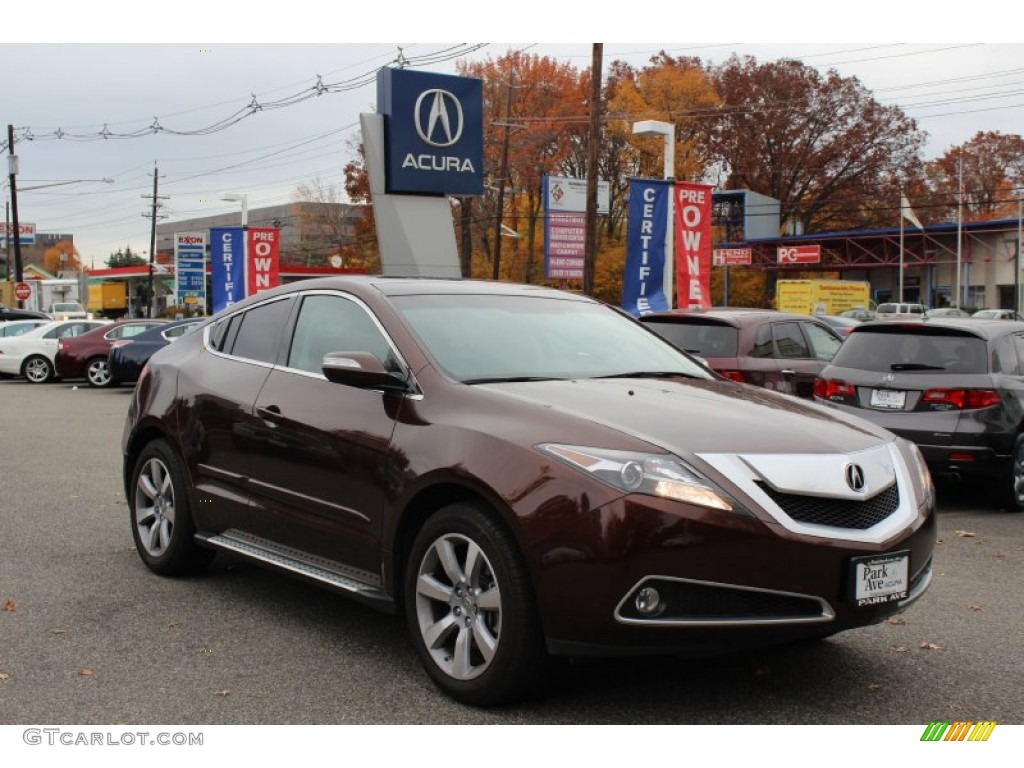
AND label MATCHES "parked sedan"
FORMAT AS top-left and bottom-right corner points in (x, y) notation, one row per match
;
(0, 320), (111, 383)
(972, 308), (1024, 321)
(55, 319), (167, 387)
(108, 318), (204, 386)
(817, 314), (862, 336)
(813, 318), (1024, 510)
(0, 319), (49, 338)
(124, 277), (935, 706)
(638, 308), (844, 398)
